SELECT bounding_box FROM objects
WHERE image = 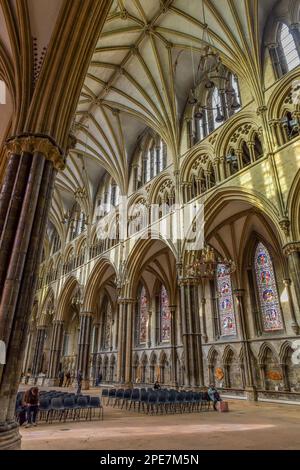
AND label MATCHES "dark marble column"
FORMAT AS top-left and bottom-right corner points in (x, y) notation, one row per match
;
(179, 281), (204, 388)
(0, 135), (62, 450)
(116, 299), (134, 385)
(76, 312), (93, 389)
(233, 289), (257, 401)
